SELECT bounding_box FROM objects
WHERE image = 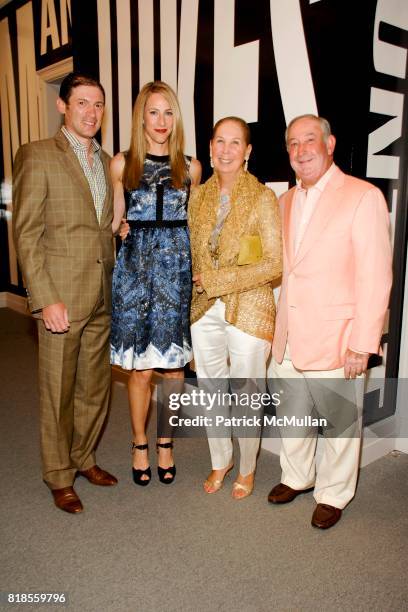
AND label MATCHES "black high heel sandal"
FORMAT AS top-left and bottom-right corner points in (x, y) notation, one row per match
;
(131, 443), (151, 486)
(156, 442), (176, 484)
